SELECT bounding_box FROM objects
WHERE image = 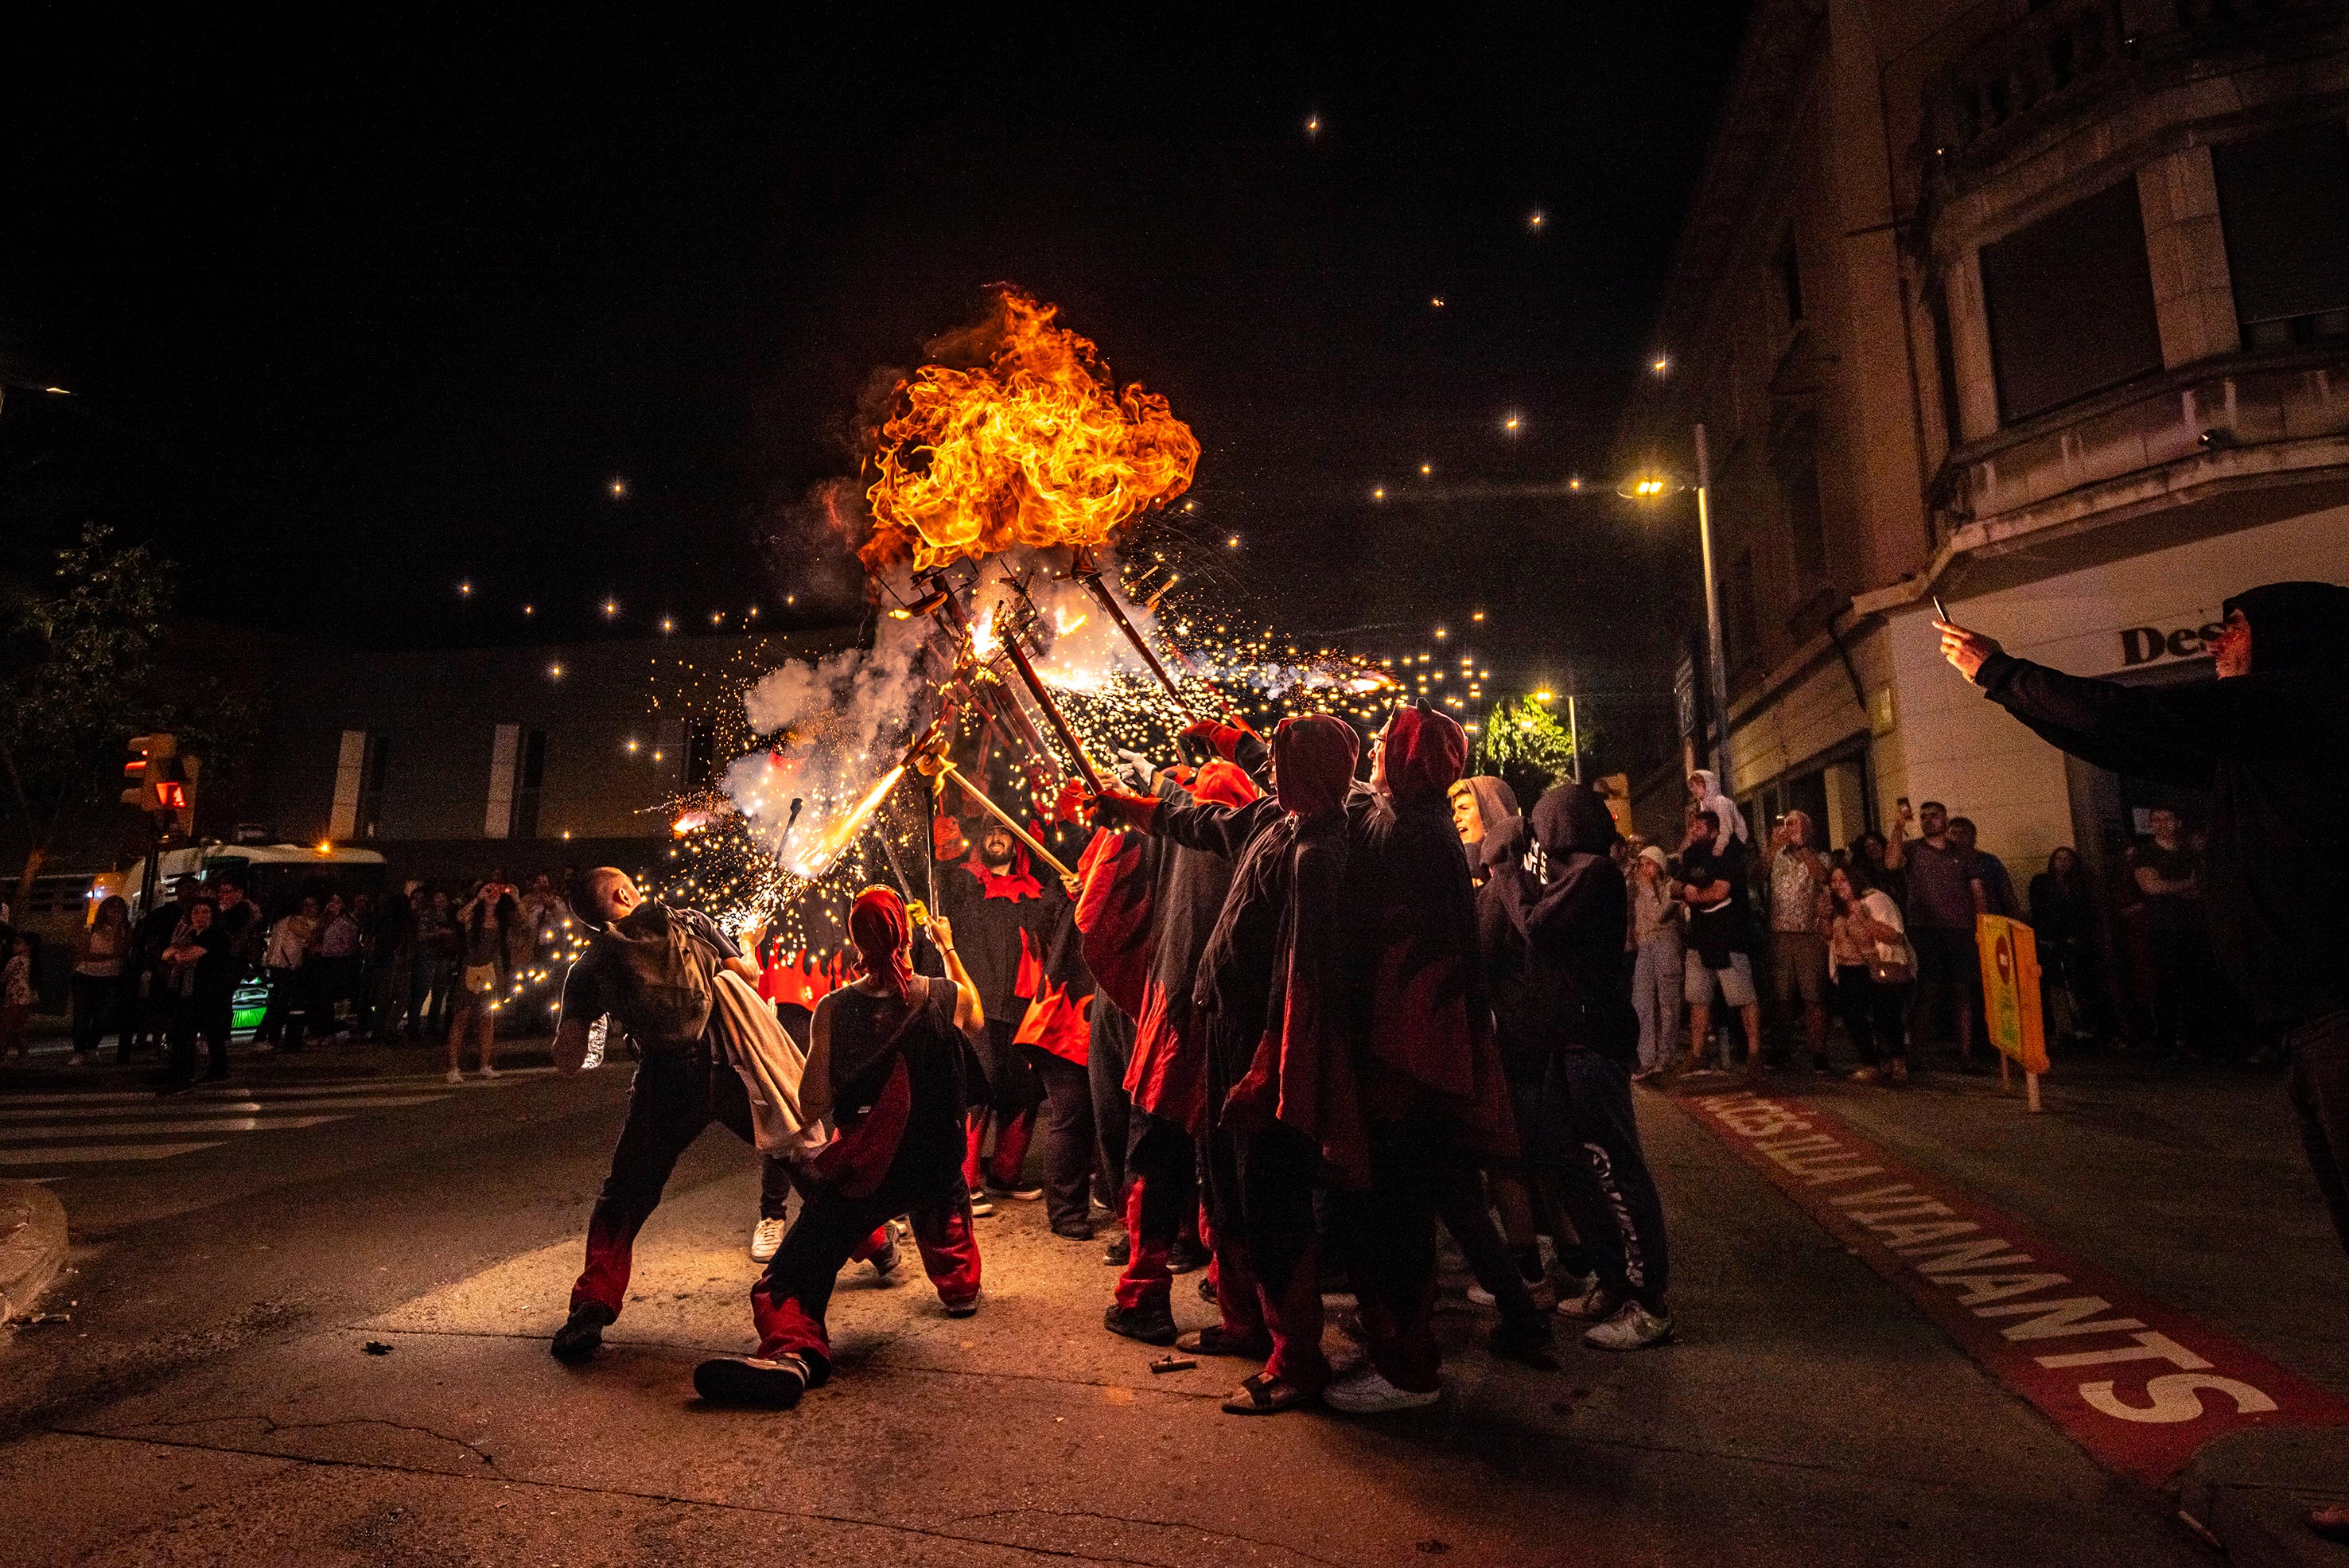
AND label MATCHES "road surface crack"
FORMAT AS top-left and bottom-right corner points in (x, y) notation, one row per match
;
(947, 1506), (1347, 1568)
(77, 1410), (497, 1467)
